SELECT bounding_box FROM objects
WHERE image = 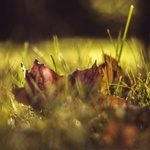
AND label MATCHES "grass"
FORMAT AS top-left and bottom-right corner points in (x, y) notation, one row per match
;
(0, 37), (149, 149)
